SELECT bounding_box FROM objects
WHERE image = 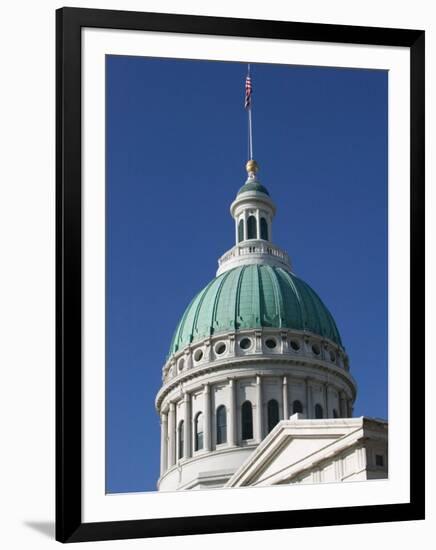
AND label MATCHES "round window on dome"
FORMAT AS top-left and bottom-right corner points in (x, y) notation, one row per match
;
(290, 339), (300, 351)
(329, 350), (336, 362)
(194, 349), (203, 362)
(215, 343), (226, 355)
(239, 338), (252, 350)
(265, 338), (277, 349)
(178, 359), (185, 372)
(312, 343), (321, 356)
